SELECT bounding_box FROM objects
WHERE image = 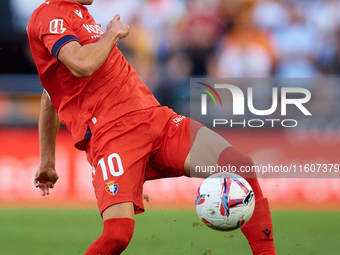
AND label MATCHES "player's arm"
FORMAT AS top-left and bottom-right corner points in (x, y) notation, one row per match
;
(58, 14), (129, 78)
(34, 90), (60, 196)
